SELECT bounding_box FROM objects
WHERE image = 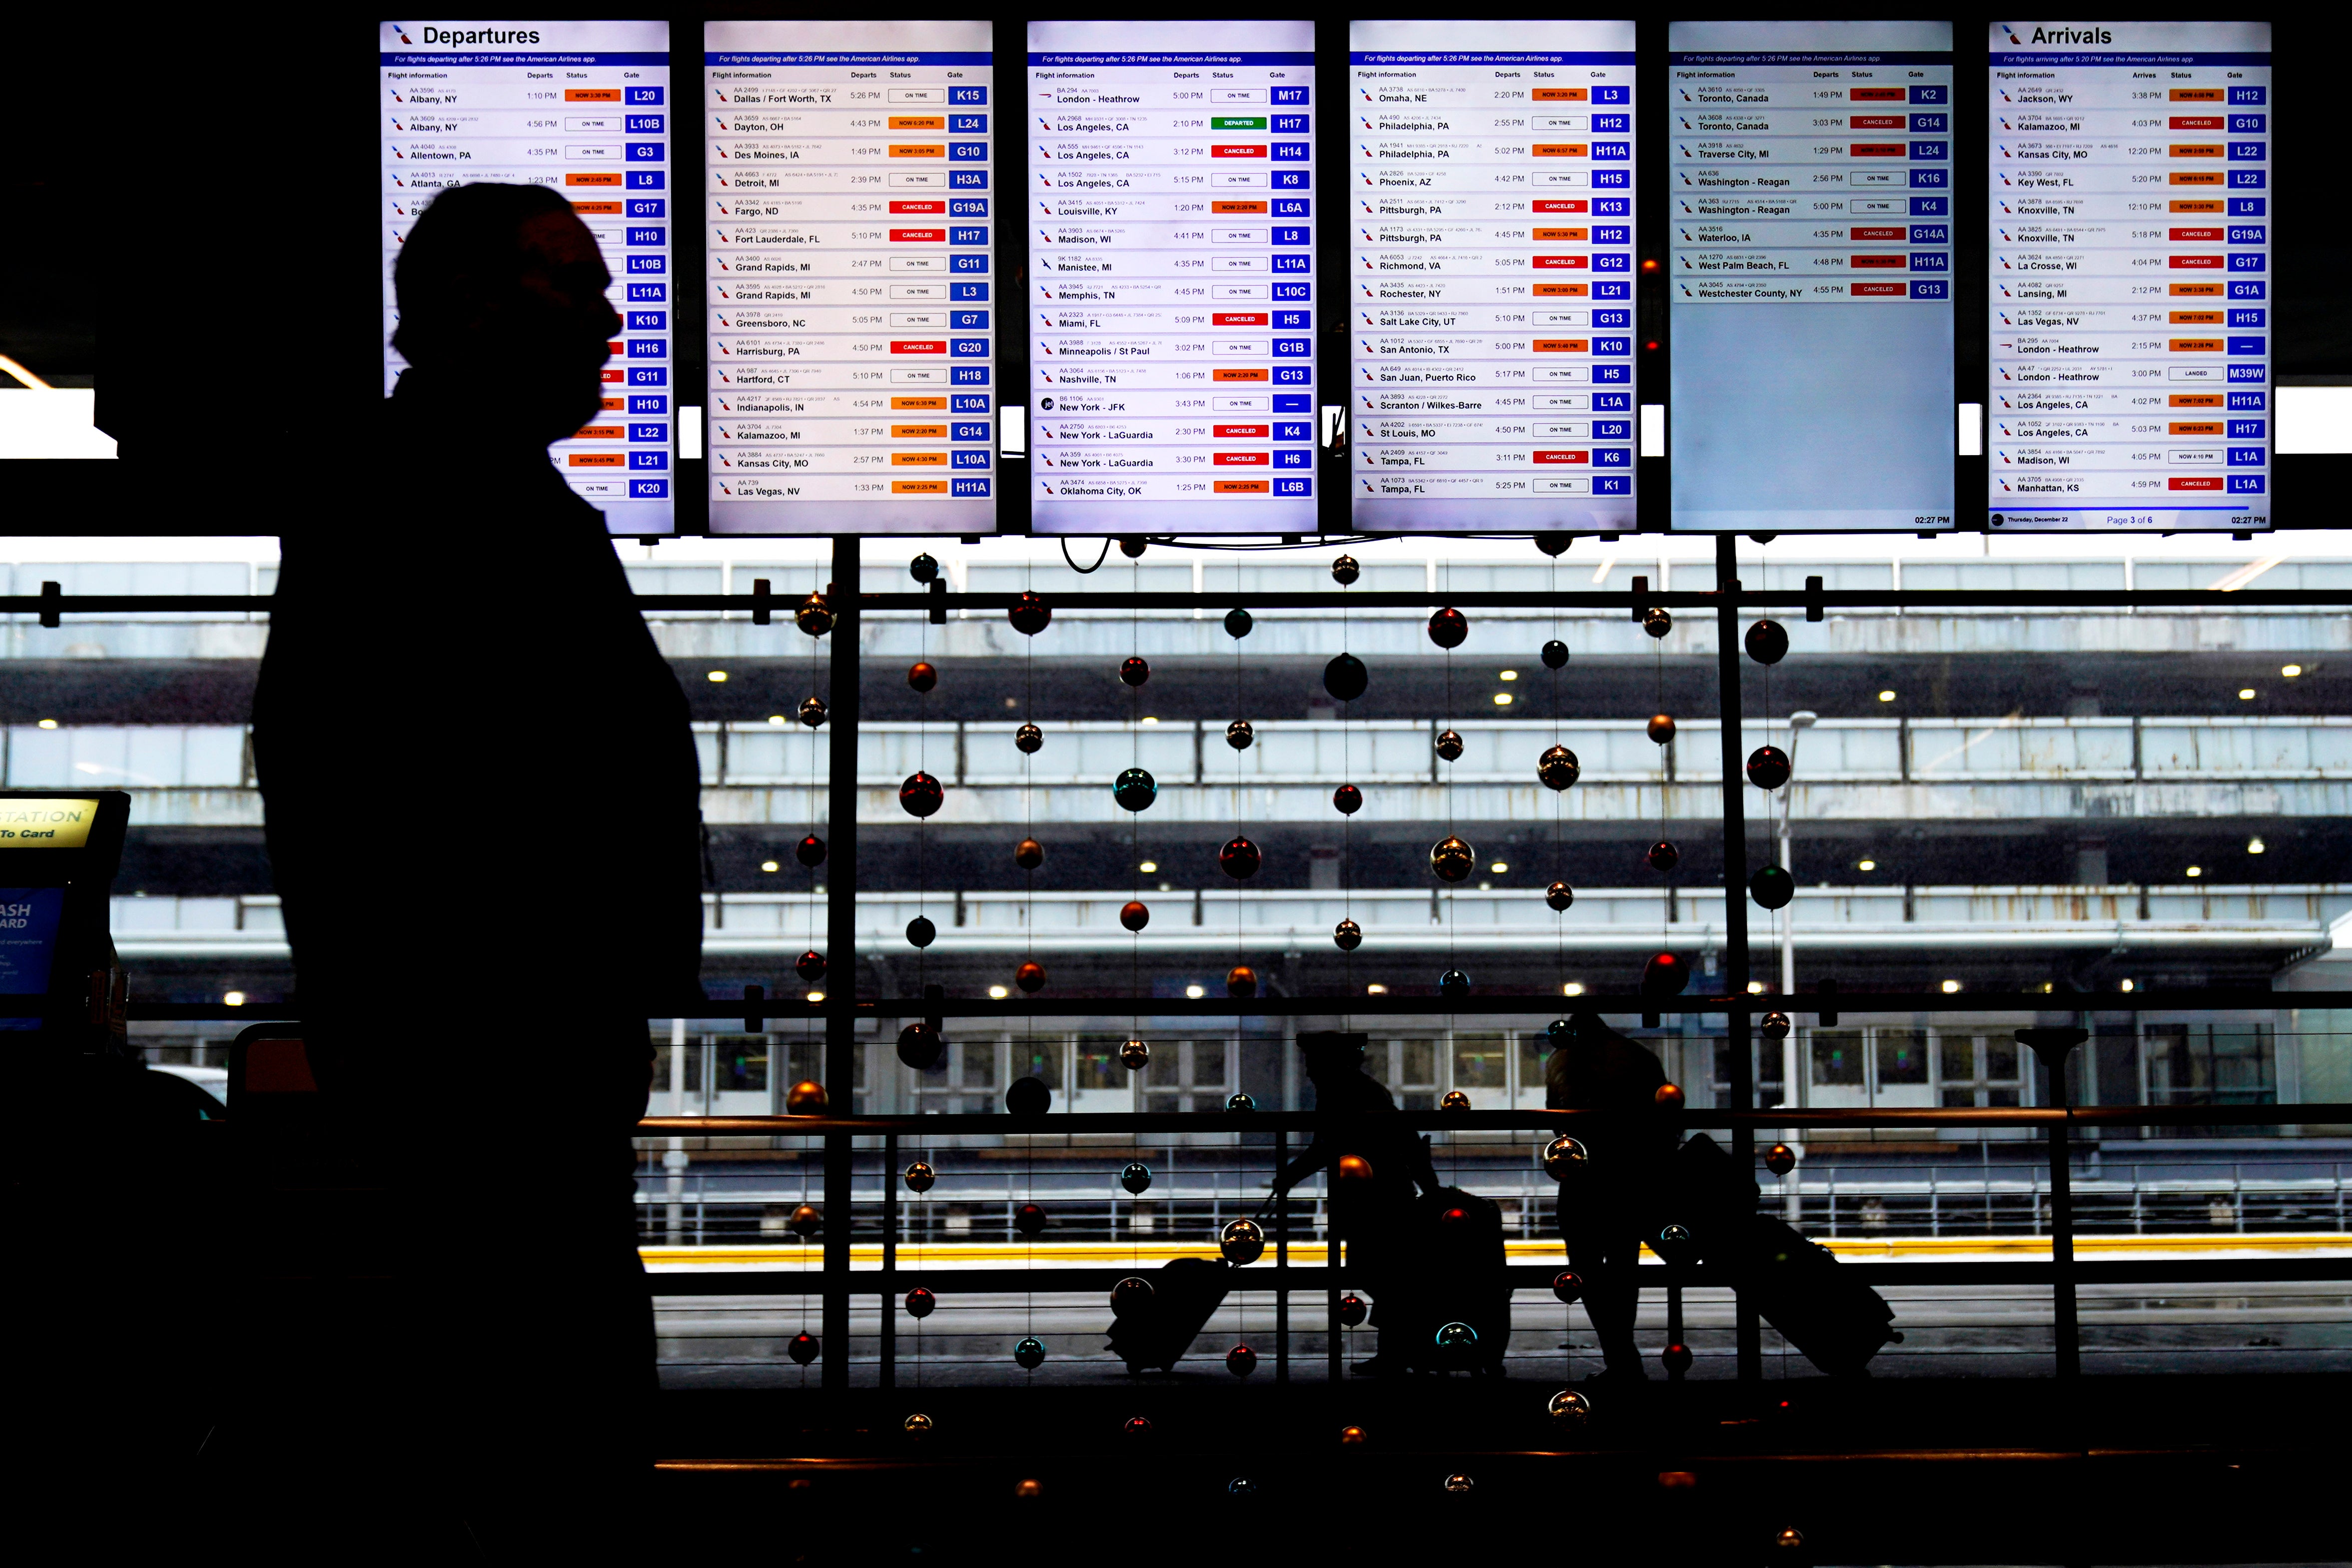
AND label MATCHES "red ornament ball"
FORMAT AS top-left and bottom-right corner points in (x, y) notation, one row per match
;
(1226, 965), (1259, 998)
(898, 772), (943, 819)
(1427, 606), (1469, 649)
(796, 833), (828, 867)
(1120, 899), (1150, 932)
(795, 949), (827, 983)
(1226, 1344), (1258, 1378)
(1008, 591), (1051, 636)
(1015, 959), (1047, 993)
(1014, 837), (1045, 870)
(1219, 836), (1262, 879)
(1333, 783), (1363, 815)
(907, 660), (938, 694)
(788, 1332), (819, 1366)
